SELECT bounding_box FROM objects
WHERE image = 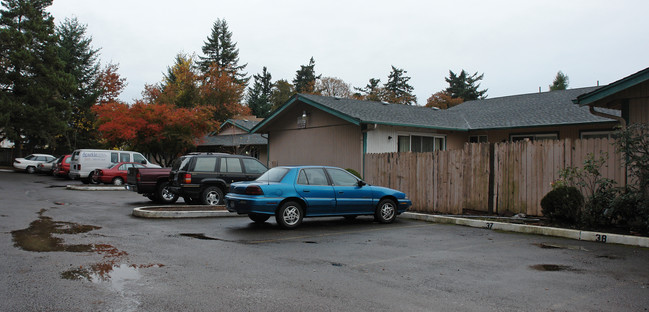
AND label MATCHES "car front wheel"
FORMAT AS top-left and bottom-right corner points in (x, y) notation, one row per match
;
(201, 186), (223, 206)
(375, 199), (397, 224)
(112, 177), (124, 186)
(276, 201), (303, 229)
